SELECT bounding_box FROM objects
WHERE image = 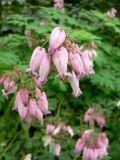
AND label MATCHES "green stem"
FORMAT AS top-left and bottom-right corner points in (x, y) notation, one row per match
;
(0, 134), (18, 158)
(6, 96), (15, 115)
(55, 99), (64, 121)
